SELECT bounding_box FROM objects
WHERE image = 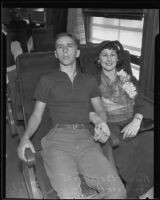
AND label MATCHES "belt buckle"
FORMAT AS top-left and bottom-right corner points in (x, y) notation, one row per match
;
(73, 124), (78, 129)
